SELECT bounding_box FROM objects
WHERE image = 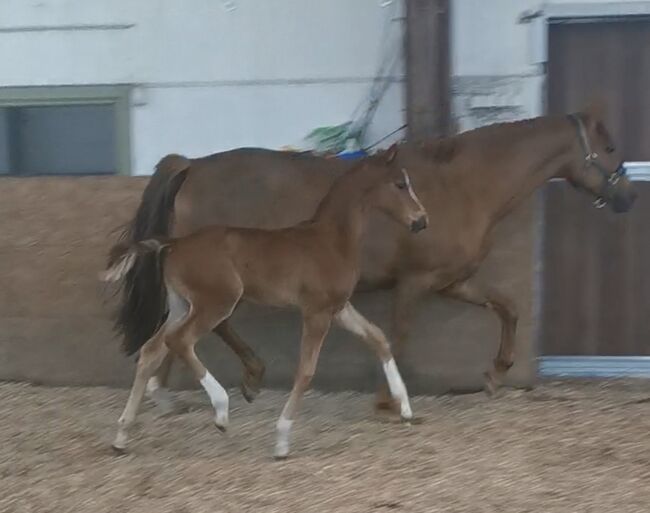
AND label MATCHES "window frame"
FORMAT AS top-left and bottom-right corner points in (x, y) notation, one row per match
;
(0, 85), (131, 176)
